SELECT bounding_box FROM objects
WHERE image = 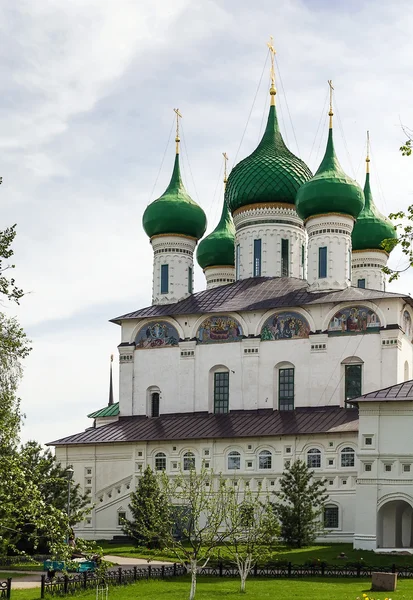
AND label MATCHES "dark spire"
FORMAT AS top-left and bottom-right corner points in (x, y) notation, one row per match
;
(108, 354), (114, 406)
